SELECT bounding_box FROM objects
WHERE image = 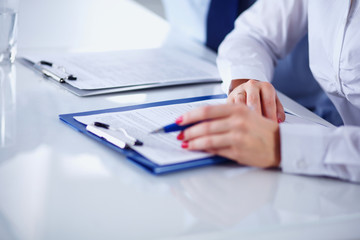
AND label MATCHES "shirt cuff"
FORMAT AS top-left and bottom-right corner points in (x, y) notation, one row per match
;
(279, 123), (333, 177)
(229, 65), (270, 83)
(217, 58), (271, 94)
